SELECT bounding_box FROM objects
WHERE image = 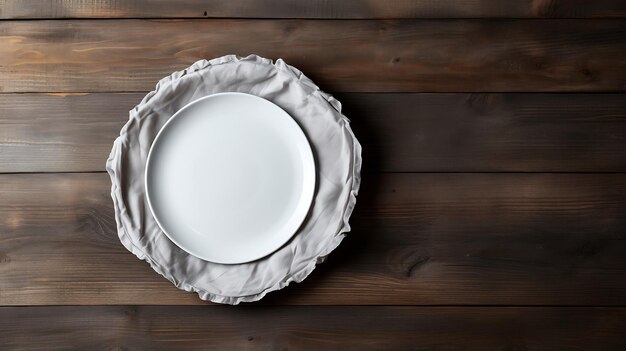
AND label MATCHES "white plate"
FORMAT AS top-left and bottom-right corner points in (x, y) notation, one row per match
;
(145, 93), (316, 264)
